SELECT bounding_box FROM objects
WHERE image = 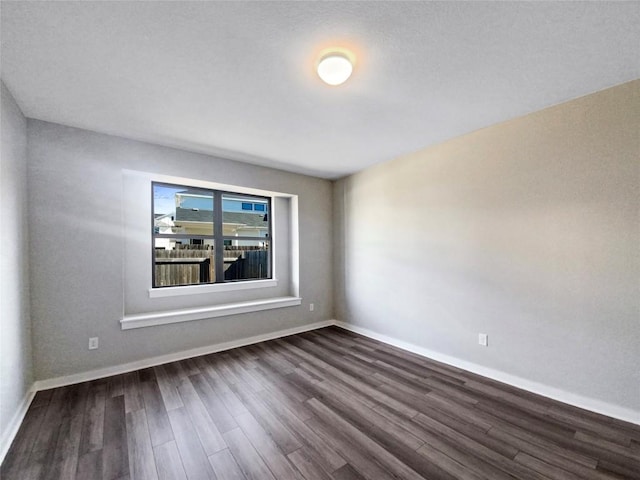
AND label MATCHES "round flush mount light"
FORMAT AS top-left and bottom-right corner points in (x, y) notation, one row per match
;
(317, 49), (354, 86)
